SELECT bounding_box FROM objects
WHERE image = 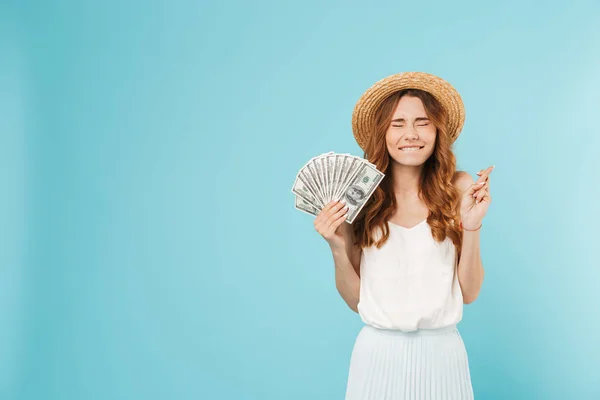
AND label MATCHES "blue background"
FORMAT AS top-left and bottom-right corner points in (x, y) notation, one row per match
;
(2, 0), (599, 399)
